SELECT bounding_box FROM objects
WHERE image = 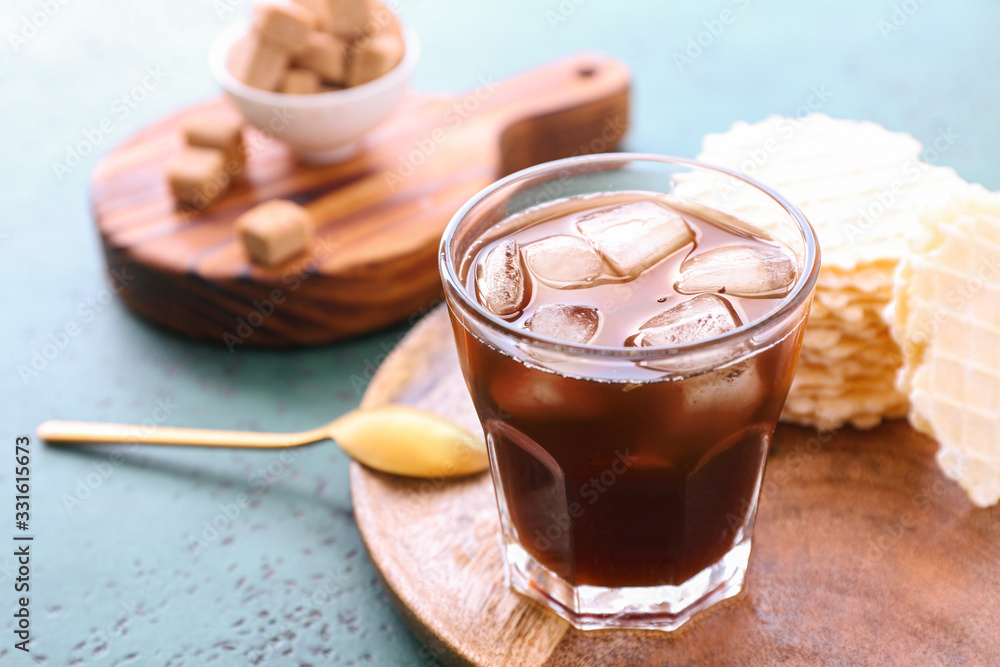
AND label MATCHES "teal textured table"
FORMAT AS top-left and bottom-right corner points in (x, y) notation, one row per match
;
(3, 0), (999, 664)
